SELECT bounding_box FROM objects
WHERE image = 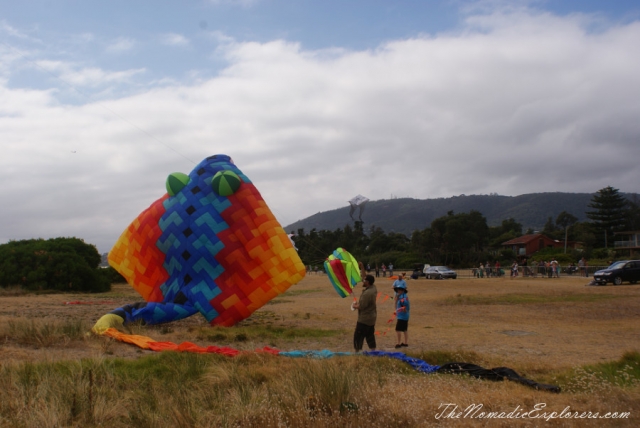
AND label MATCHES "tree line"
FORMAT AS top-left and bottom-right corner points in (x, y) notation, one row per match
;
(292, 186), (640, 269)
